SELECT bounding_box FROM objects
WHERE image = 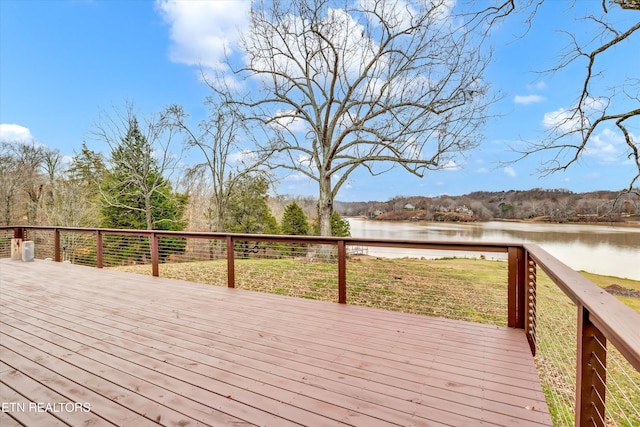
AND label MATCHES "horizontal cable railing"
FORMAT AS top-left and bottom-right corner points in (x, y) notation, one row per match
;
(0, 228), (13, 258)
(344, 244), (509, 324)
(2, 226), (639, 427)
(525, 244), (640, 427)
